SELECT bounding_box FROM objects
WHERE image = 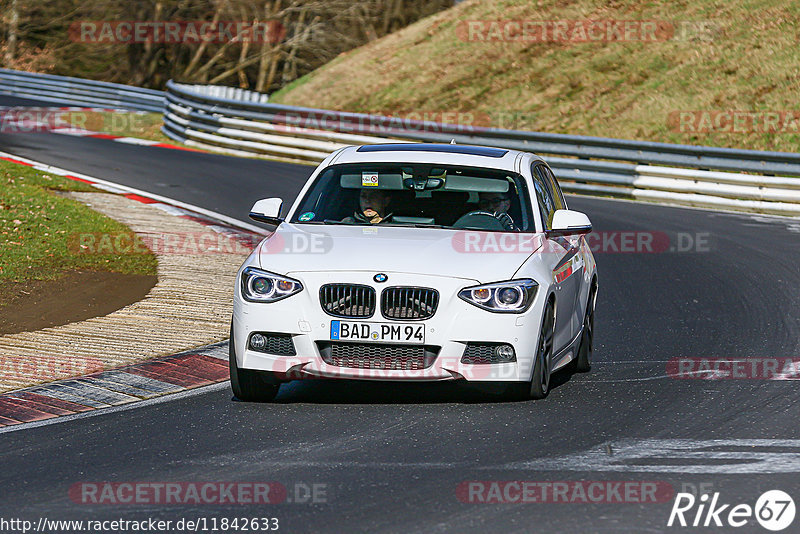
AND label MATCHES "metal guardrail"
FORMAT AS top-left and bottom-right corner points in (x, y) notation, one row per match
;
(163, 80), (800, 216)
(0, 69), (164, 112)
(174, 83), (269, 104)
(1, 70), (797, 216)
